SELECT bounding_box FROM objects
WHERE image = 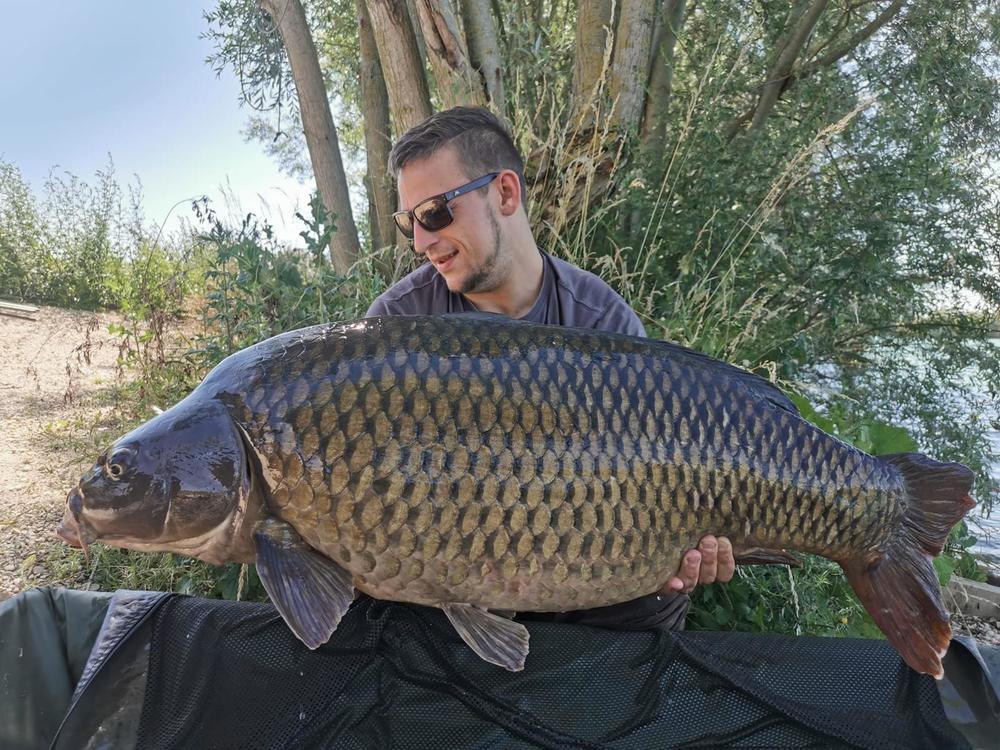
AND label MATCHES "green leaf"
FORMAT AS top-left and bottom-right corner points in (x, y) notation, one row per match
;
(933, 555), (957, 587)
(788, 393), (838, 435)
(866, 422), (919, 455)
